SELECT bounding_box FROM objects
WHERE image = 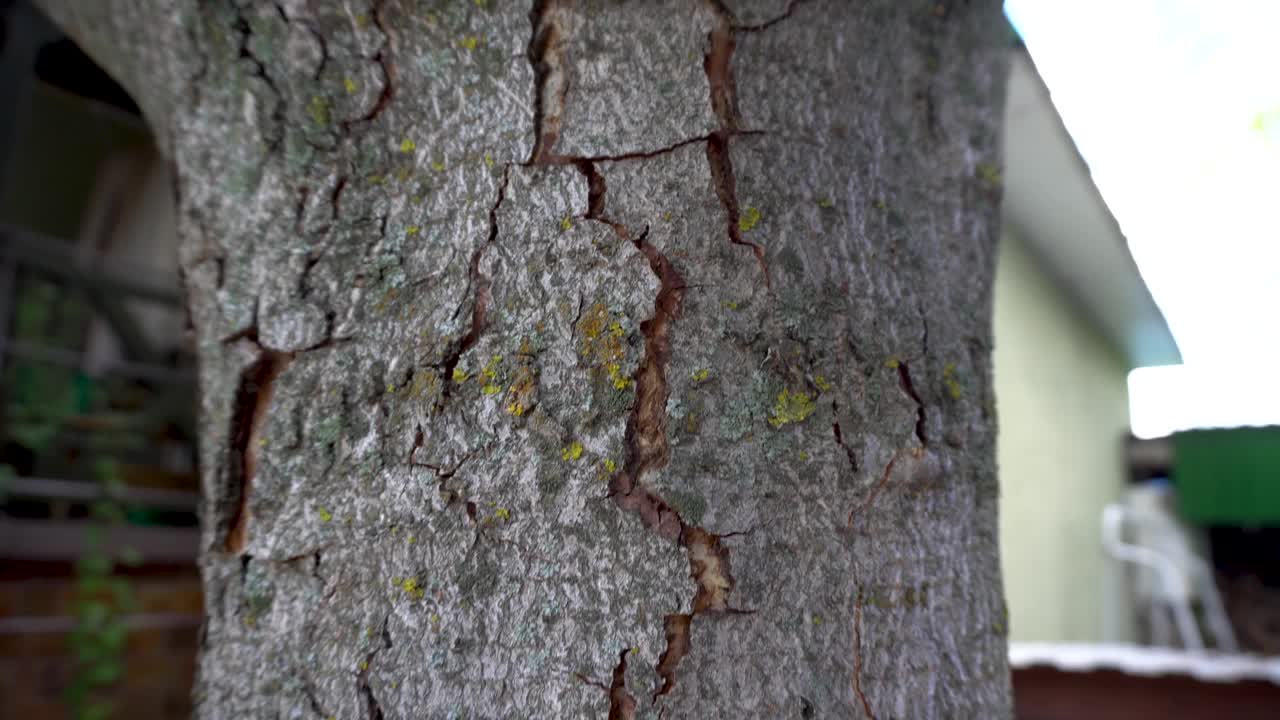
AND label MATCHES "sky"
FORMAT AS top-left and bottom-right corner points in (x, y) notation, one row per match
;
(1003, 0), (1280, 438)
